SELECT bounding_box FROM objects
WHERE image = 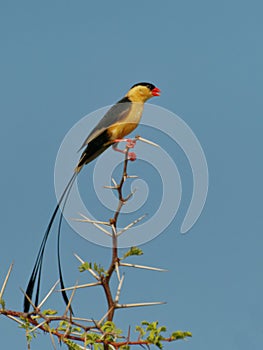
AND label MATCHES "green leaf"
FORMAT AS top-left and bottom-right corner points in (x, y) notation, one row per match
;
(93, 263), (105, 275)
(85, 332), (101, 345)
(57, 320), (69, 331)
(146, 321), (158, 331)
(93, 344), (104, 350)
(135, 325), (146, 338)
(120, 345), (130, 350)
(158, 326), (166, 333)
(78, 262), (92, 272)
(64, 339), (83, 350)
(42, 309), (57, 315)
(122, 247), (143, 259)
(0, 298), (5, 309)
(26, 333), (33, 343)
(71, 326), (82, 333)
(171, 330), (192, 340)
